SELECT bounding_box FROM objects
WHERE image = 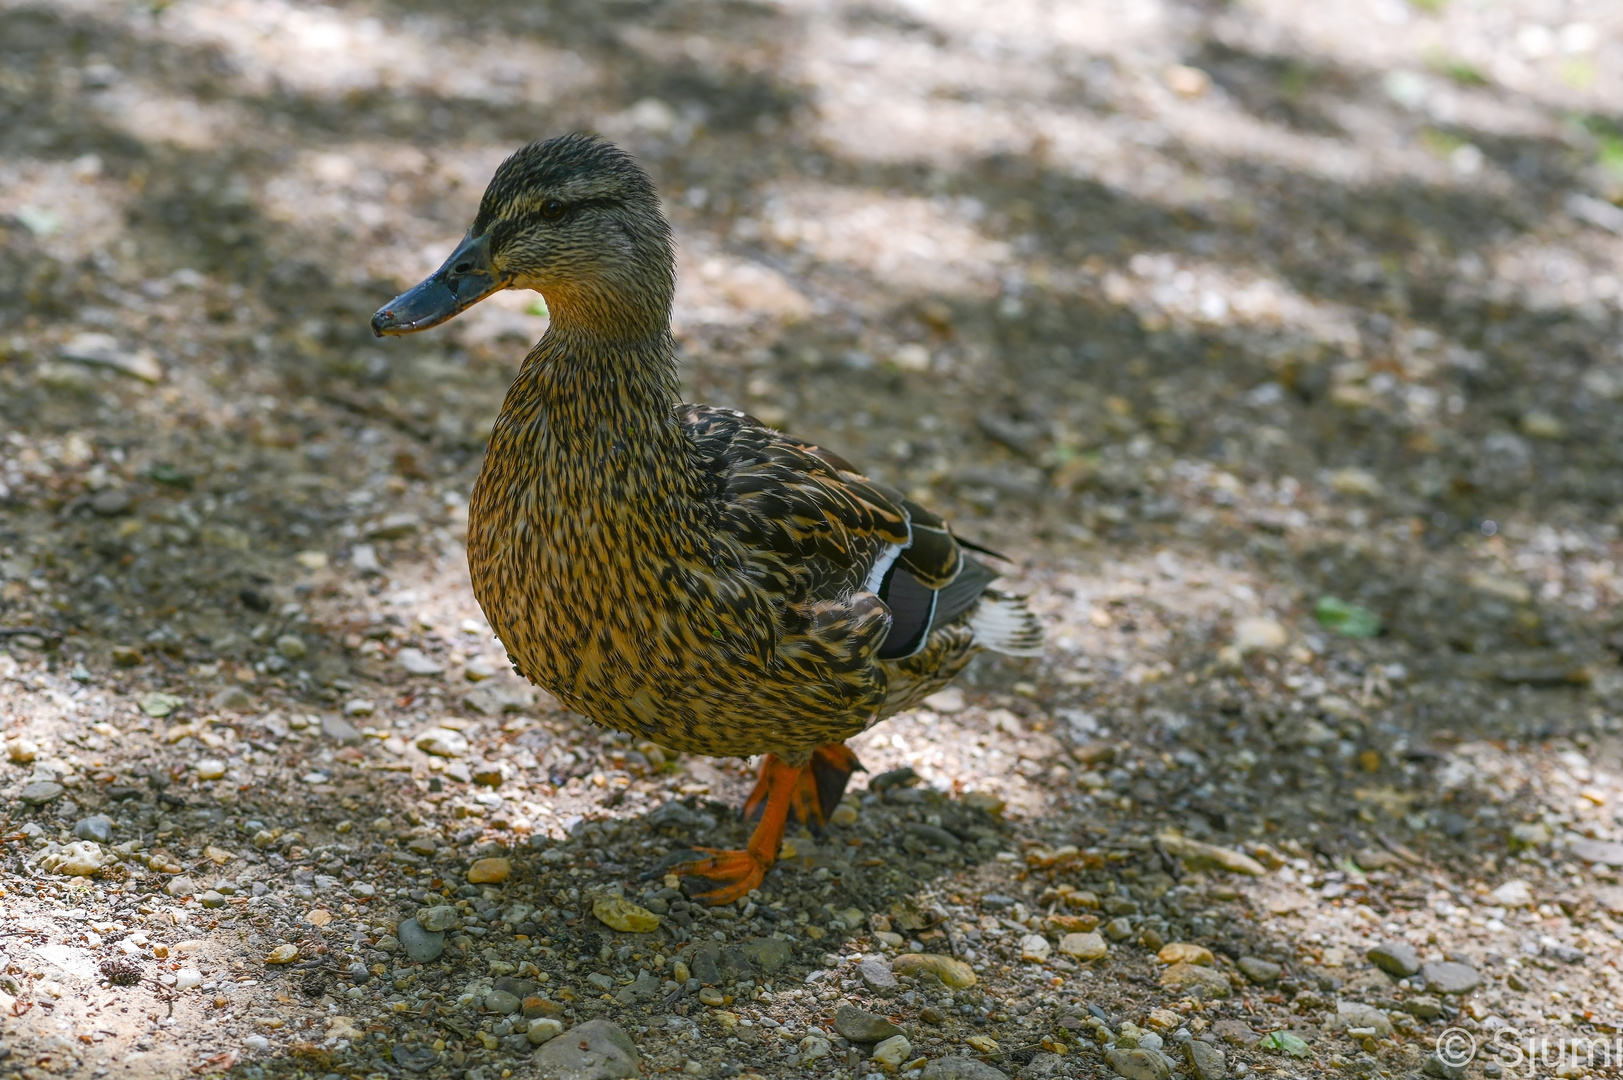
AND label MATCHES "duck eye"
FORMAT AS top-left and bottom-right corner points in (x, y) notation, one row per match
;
(539, 199), (566, 221)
